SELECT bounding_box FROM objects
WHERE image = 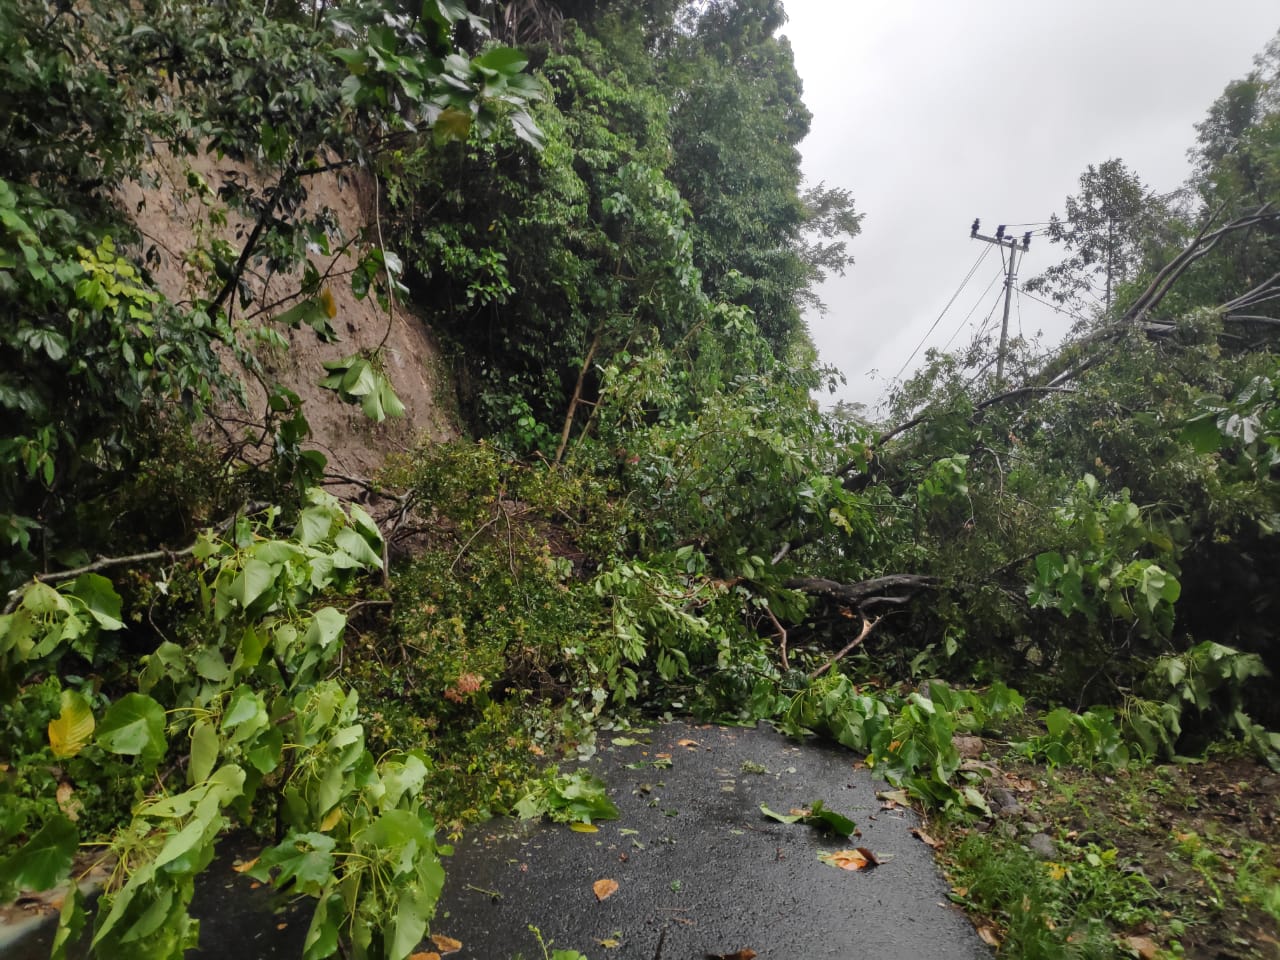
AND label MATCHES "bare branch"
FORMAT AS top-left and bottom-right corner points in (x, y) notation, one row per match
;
(809, 615), (881, 679)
